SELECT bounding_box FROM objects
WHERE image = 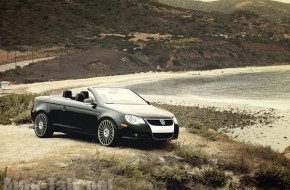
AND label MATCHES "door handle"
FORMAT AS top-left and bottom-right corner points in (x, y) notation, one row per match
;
(62, 106), (66, 111)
